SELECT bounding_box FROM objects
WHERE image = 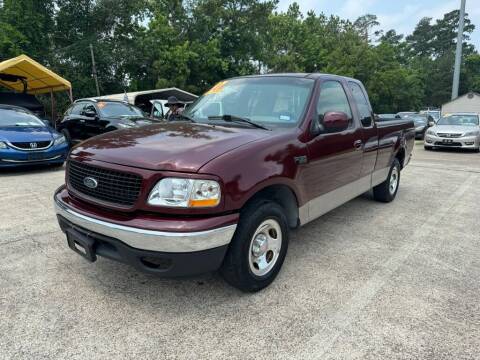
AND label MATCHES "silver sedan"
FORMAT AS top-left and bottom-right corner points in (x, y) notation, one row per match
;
(424, 113), (480, 152)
